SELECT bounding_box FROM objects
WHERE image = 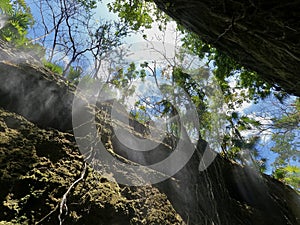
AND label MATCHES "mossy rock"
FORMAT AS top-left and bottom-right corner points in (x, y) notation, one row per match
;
(0, 109), (184, 225)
